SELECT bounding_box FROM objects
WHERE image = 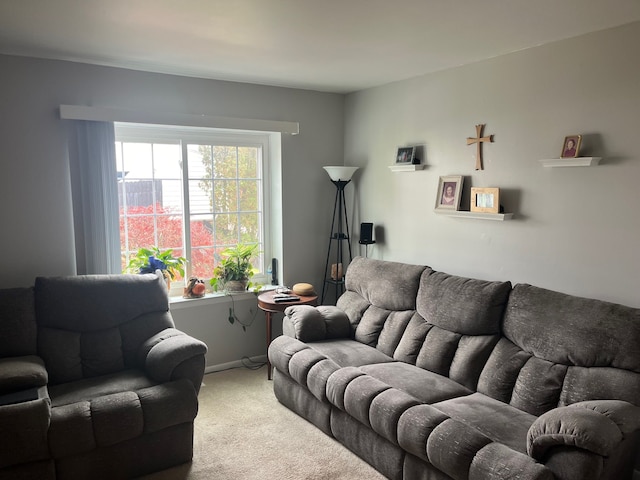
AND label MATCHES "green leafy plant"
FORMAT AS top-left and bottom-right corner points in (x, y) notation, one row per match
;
(124, 247), (187, 280)
(210, 243), (261, 292)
